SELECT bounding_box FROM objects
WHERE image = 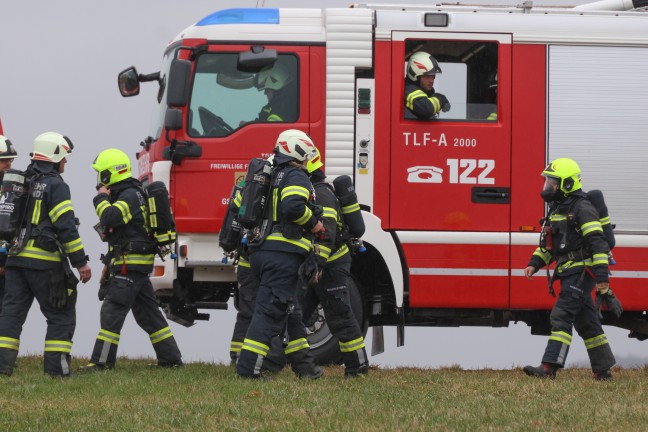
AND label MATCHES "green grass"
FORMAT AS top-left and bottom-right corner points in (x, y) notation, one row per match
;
(1, 357), (647, 431)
